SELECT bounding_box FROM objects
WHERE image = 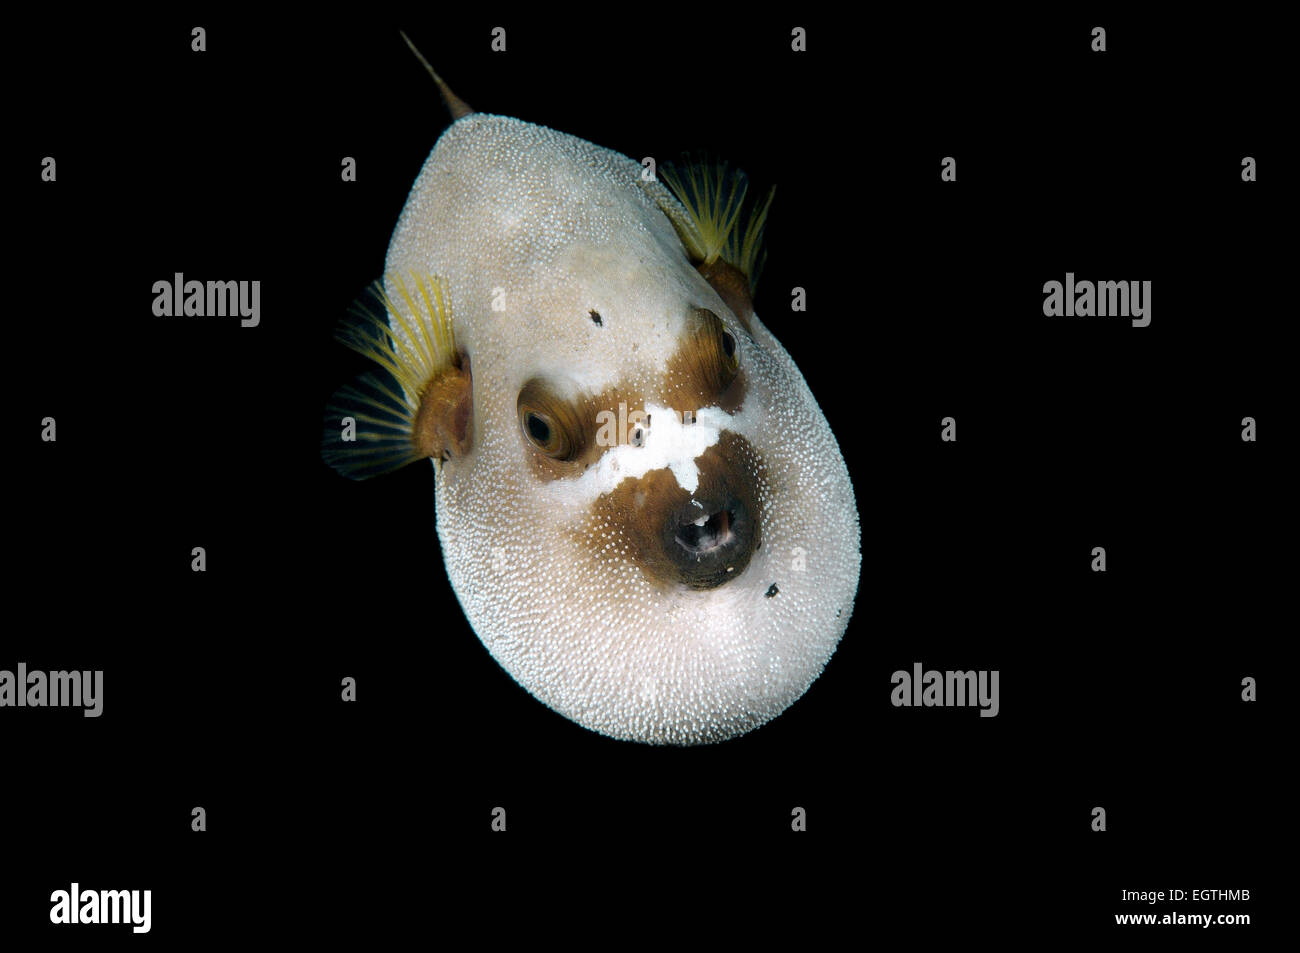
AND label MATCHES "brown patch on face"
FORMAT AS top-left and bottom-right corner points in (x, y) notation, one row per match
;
(519, 307), (749, 482)
(519, 378), (649, 483)
(697, 259), (755, 335)
(661, 307), (748, 415)
(578, 431), (768, 591)
(413, 353), (473, 460)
